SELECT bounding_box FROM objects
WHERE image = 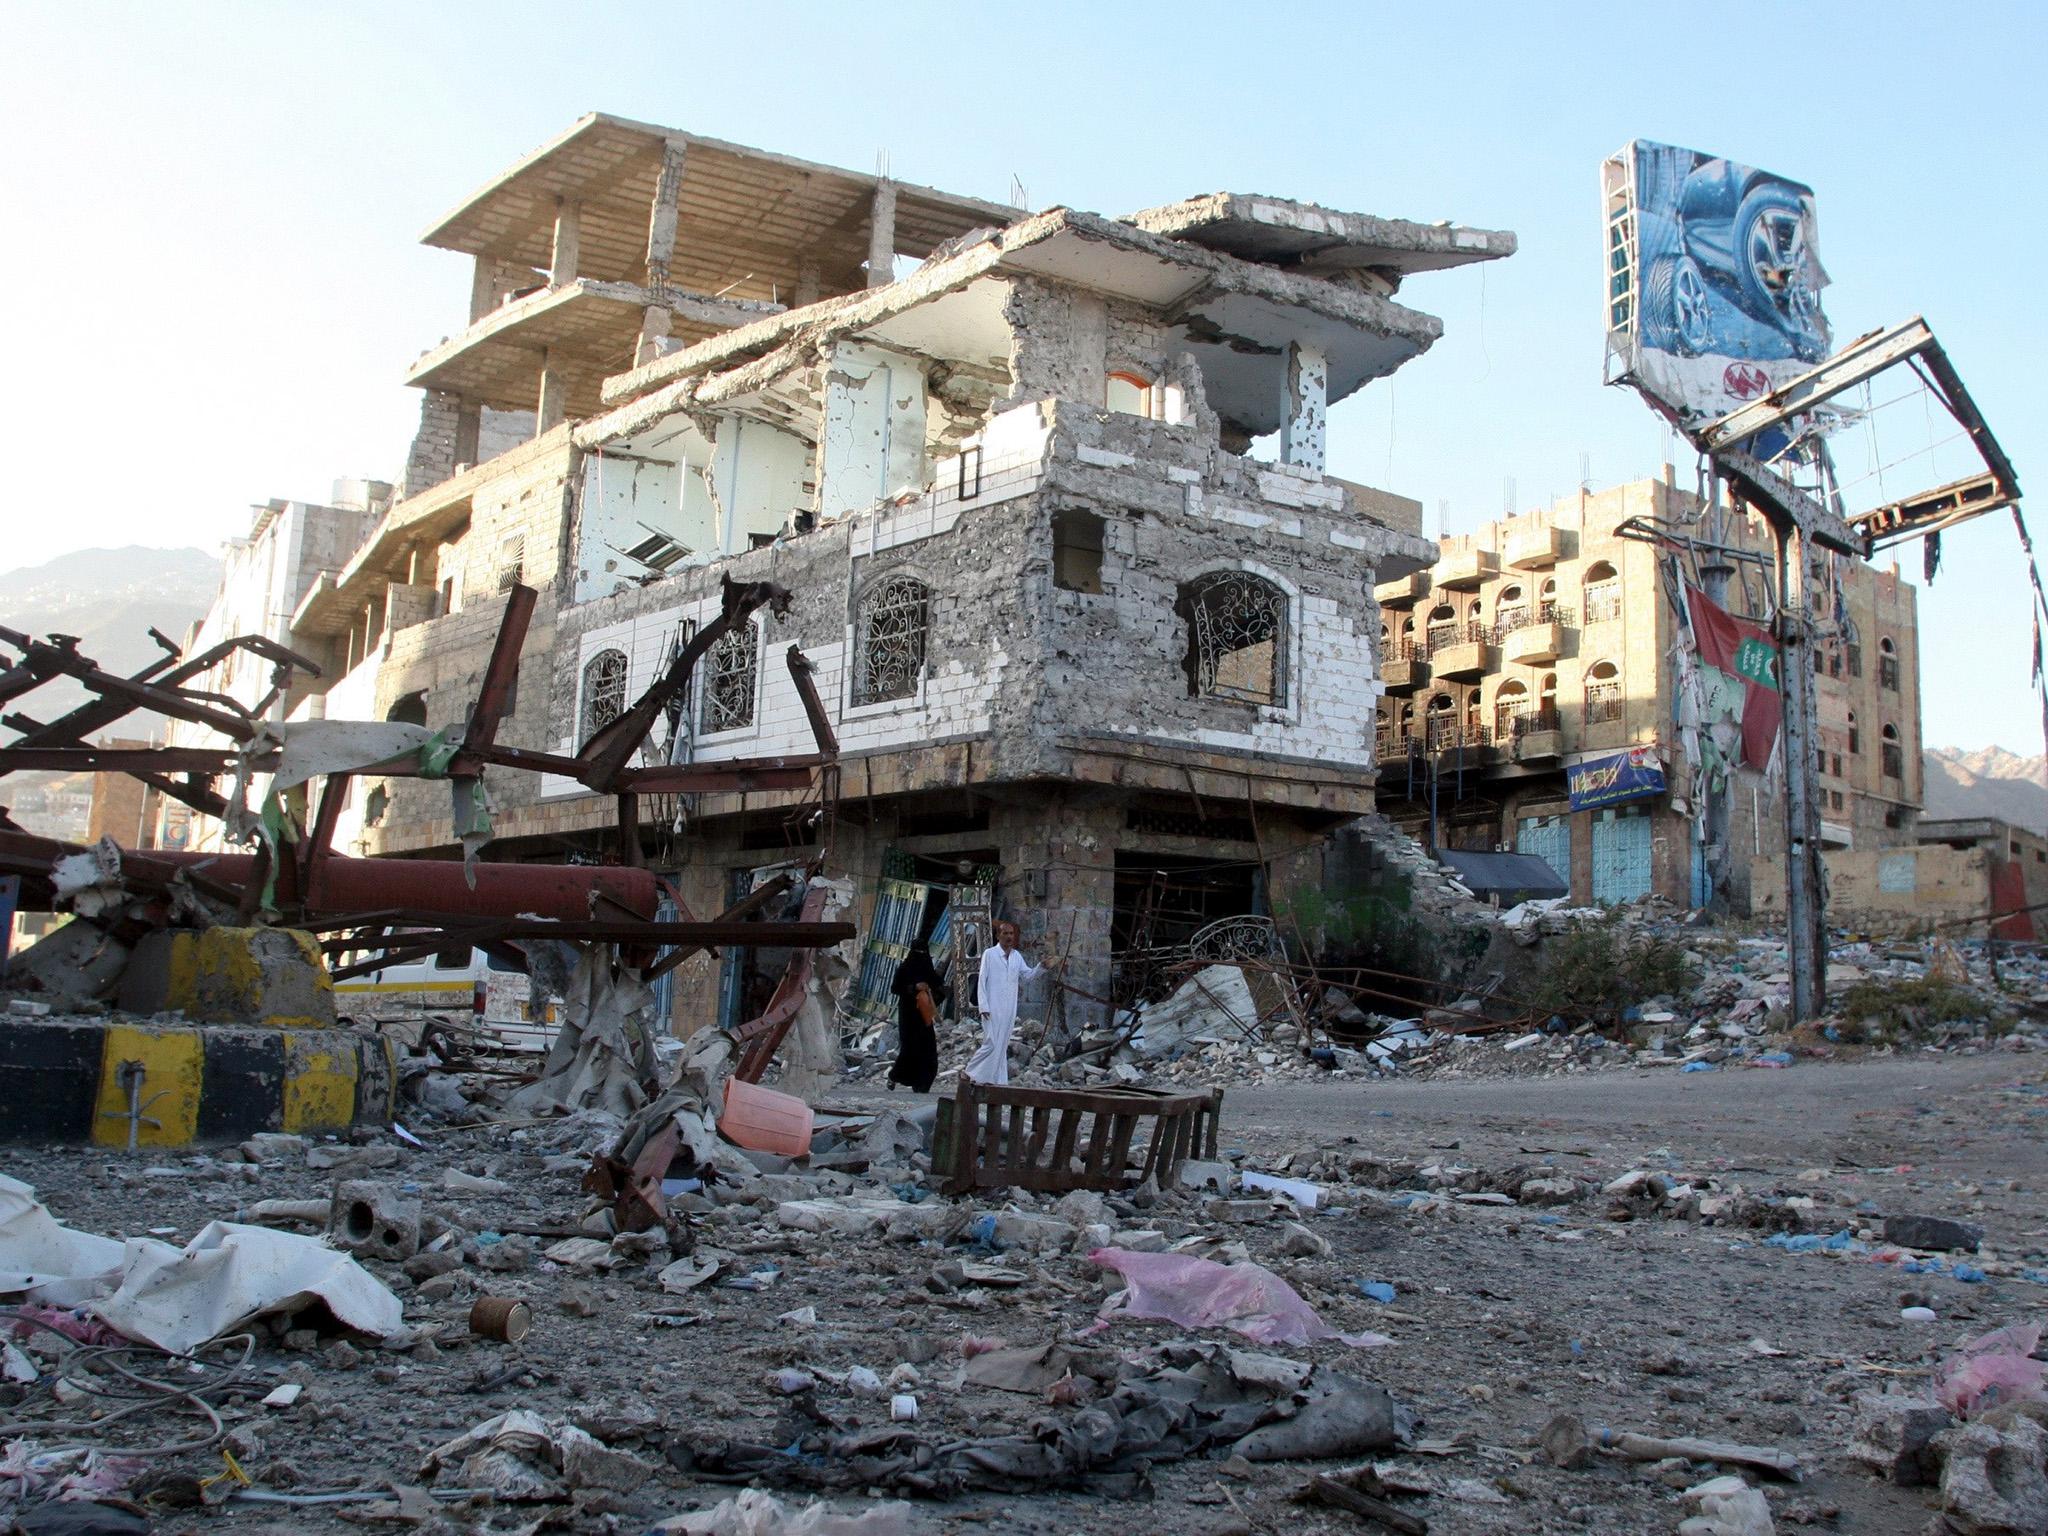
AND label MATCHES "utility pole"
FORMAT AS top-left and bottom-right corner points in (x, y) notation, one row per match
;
(1717, 450), (1863, 1020)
